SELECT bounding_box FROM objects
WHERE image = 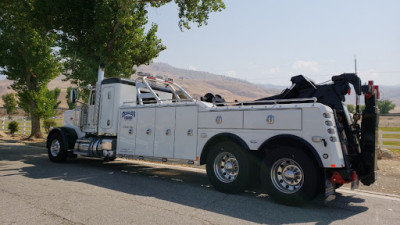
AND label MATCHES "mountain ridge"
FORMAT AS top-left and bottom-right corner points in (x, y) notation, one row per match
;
(0, 62), (399, 113)
(0, 63), (277, 108)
